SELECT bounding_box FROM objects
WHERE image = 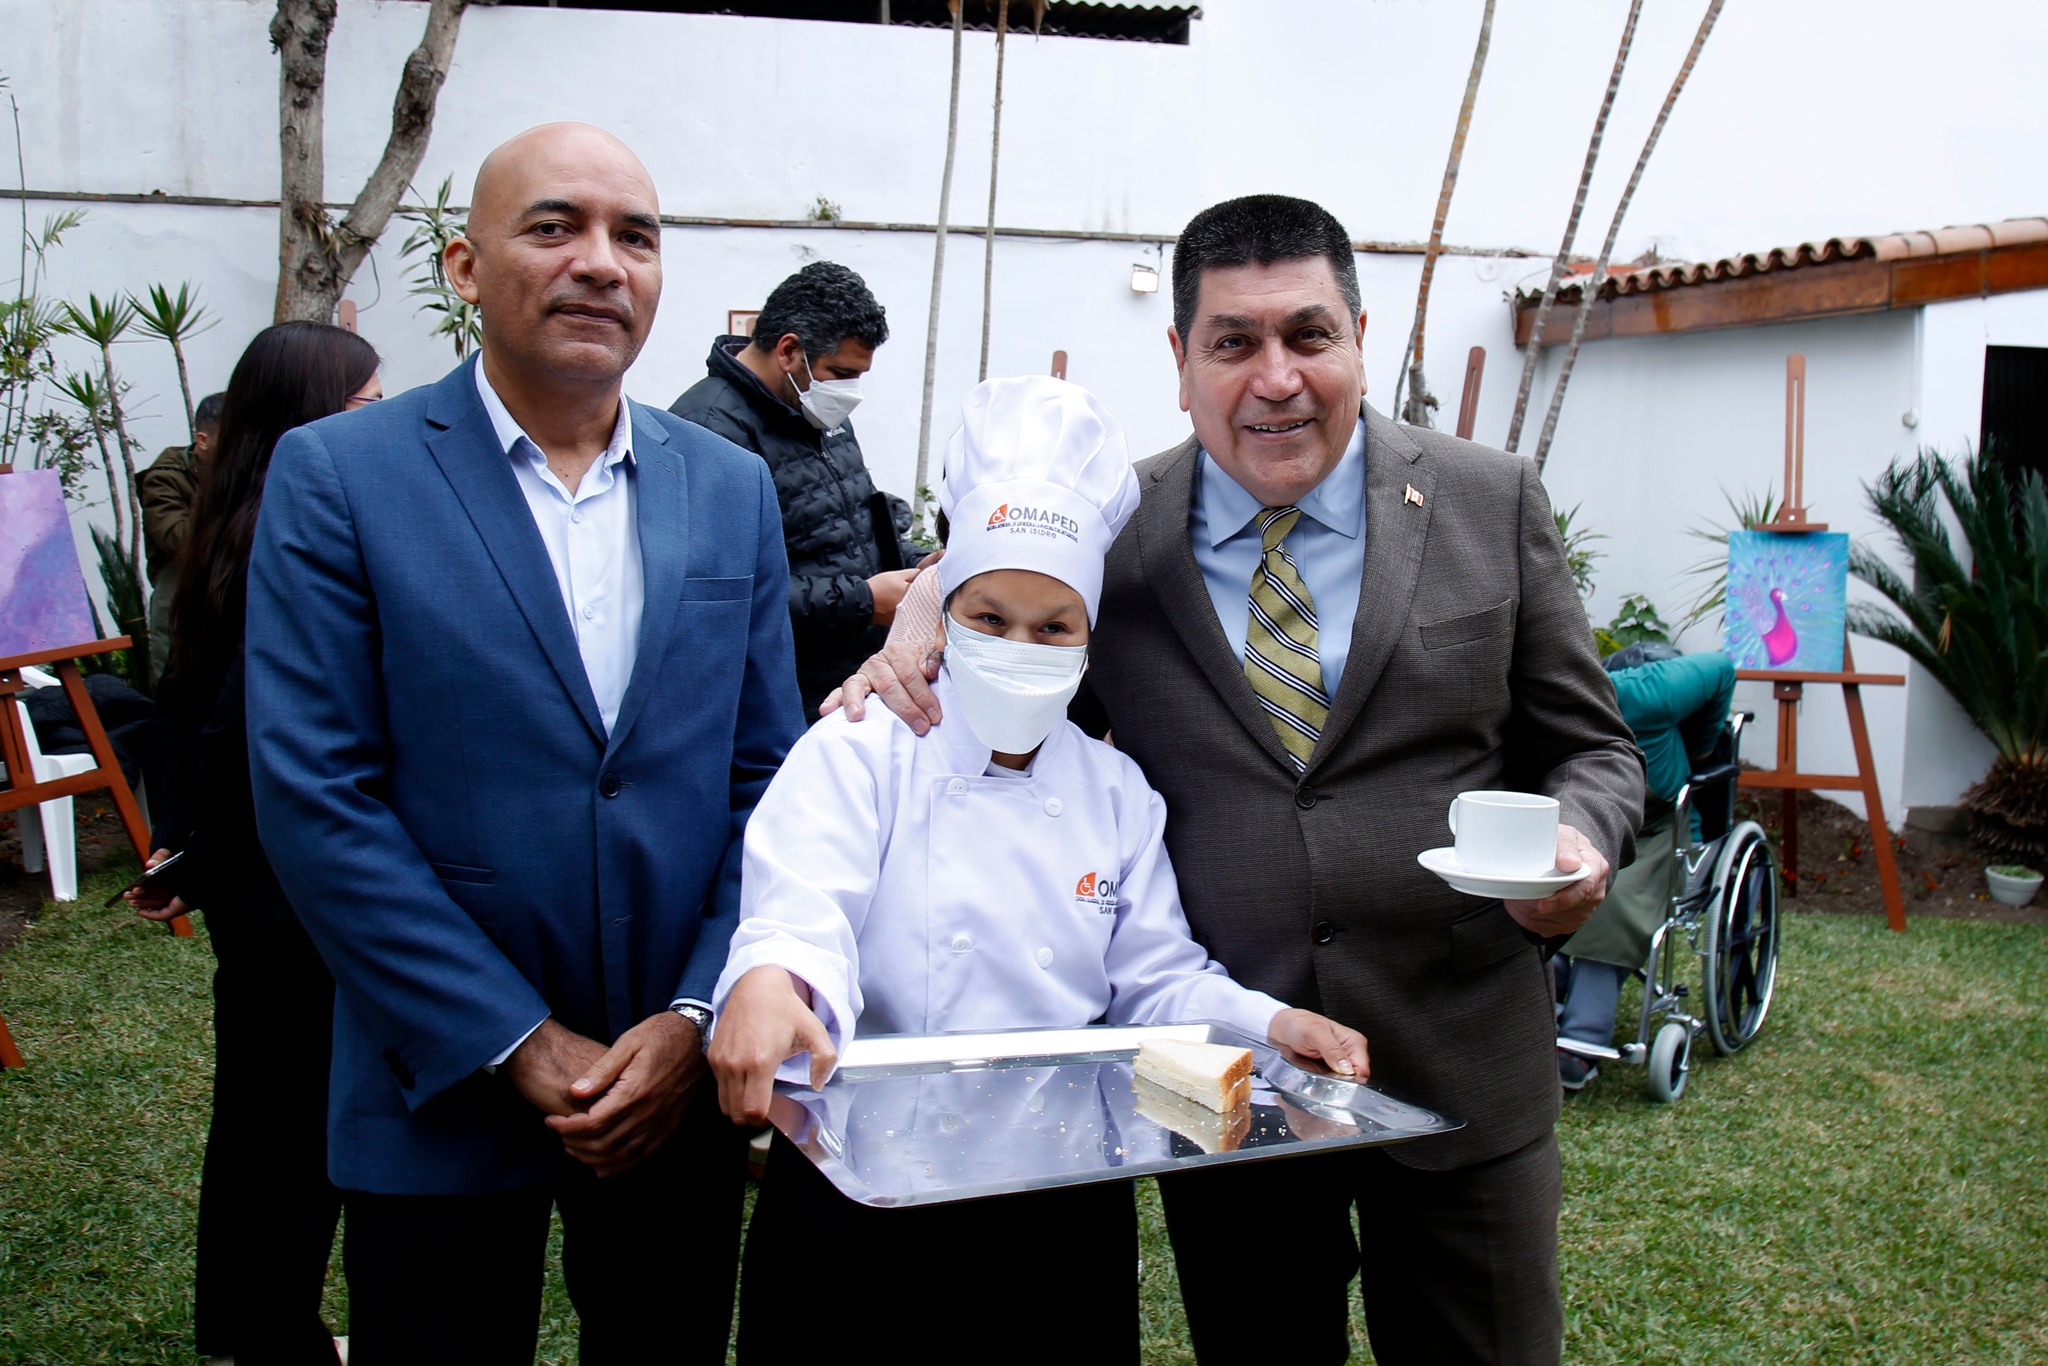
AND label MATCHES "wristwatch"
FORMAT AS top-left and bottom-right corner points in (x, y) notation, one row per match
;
(670, 1001), (714, 1039)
